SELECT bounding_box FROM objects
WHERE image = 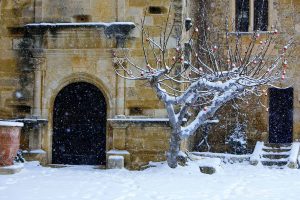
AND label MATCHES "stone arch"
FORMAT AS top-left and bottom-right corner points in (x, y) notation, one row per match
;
(52, 82), (106, 165)
(45, 73), (114, 164)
